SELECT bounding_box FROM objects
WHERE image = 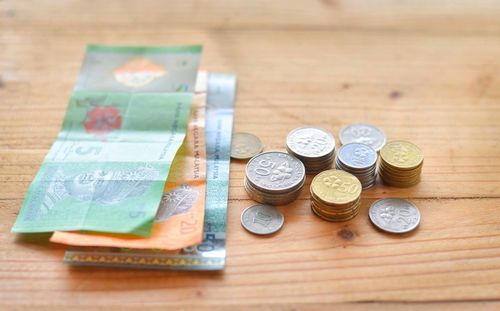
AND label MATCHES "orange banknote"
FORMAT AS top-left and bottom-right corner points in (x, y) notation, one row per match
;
(50, 86), (207, 250)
